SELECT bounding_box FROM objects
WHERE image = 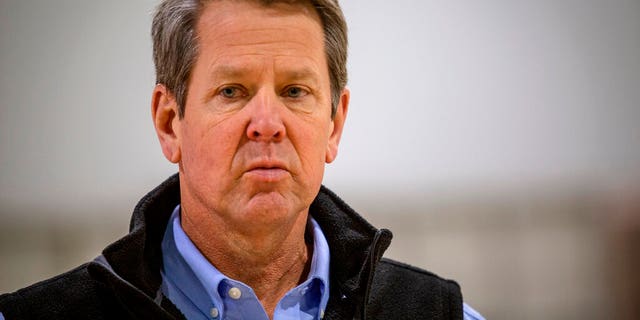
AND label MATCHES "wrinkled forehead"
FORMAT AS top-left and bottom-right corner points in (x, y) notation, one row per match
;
(198, 0), (323, 39)
(195, 0), (325, 56)
(196, 0), (323, 43)
(192, 0), (329, 86)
